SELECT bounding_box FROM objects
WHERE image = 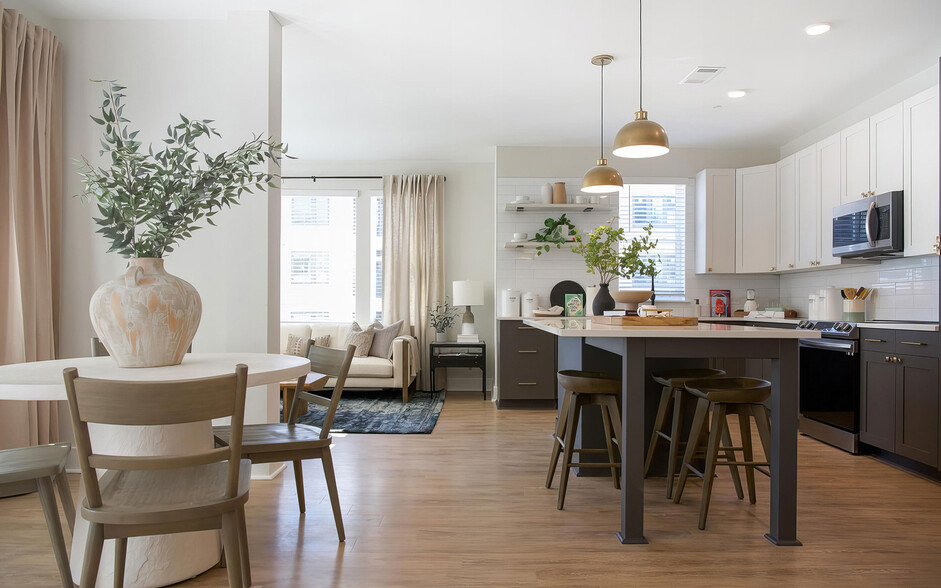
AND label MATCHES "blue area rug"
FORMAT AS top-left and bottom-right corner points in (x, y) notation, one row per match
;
(288, 390), (445, 434)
